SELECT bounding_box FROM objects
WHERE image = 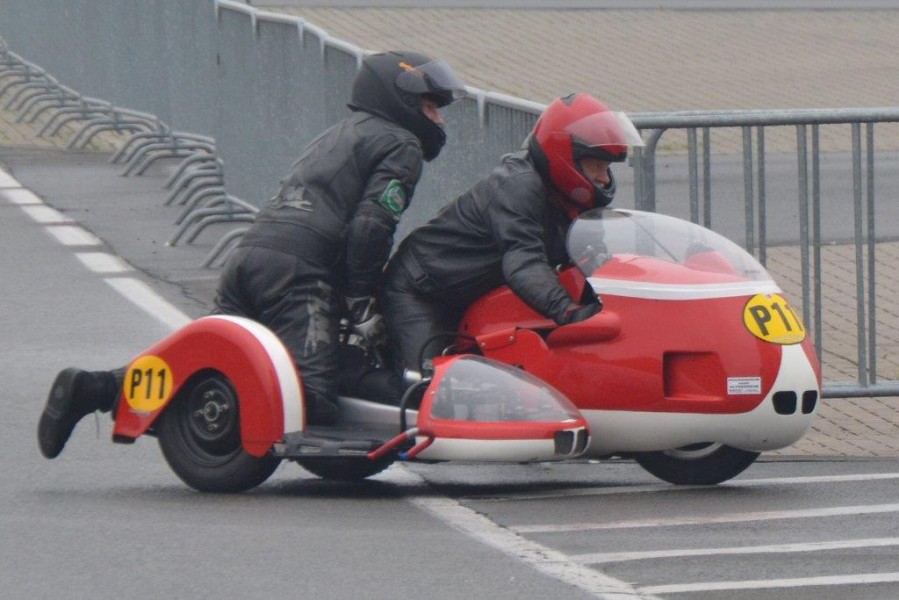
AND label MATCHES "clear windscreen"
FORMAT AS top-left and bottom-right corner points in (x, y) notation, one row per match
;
(568, 208), (771, 281)
(429, 356), (580, 423)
